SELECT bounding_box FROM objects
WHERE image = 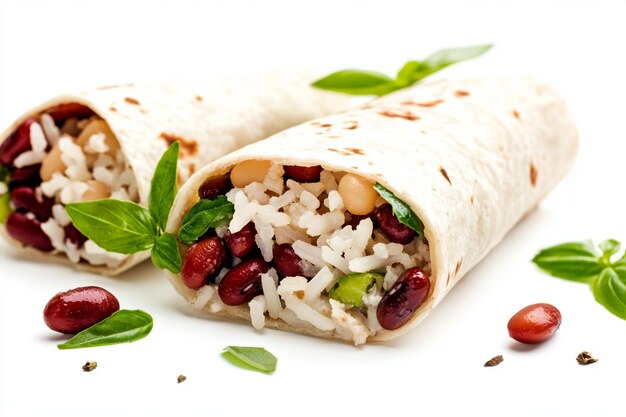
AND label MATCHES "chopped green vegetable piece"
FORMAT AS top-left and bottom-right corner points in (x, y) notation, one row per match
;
(328, 272), (383, 307)
(222, 346), (277, 373)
